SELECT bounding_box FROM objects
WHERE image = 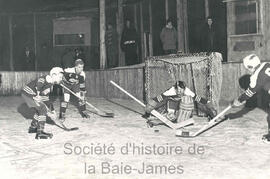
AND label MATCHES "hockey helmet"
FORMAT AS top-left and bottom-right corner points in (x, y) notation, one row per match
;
(50, 67), (64, 76)
(243, 54), (261, 73)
